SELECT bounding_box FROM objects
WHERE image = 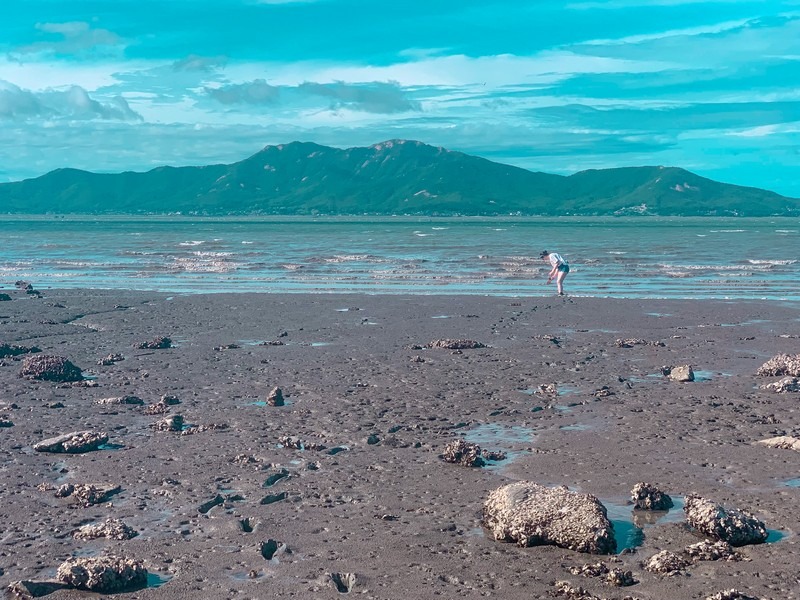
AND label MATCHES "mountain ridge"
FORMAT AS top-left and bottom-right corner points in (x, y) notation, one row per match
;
(1, 139), (797, 216)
